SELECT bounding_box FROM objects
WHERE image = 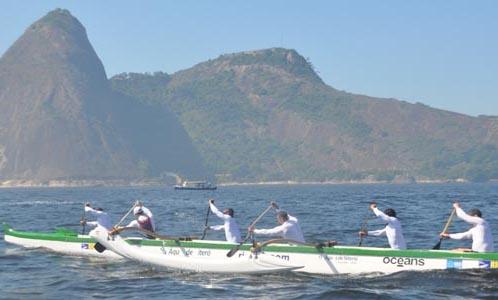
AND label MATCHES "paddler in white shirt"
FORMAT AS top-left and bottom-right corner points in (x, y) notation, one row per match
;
(248, 202), (305, 243)
(359, 202), (407, 250)
(440, 202), (494, 253)
(81, 203), (112, 234)
(126, 202), (156, 233)
(206, 199), (241, 243)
